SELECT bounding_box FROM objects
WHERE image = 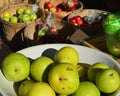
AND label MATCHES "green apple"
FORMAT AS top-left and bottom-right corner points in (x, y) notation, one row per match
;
(2, 11), (11, 18)
(77, 63), (90, 81)
(87, 62), (109, 82)
(22, 14), (31, 23)
(2, 16), (10, 21)
(57, 94), (68, 96)
(72, 81), (100, 96)
(18, 80), (34, 96)
(19, 80), (56, 96)
(28, 82), (56, 96)
(23, 8), (32, 15)
(54, 46), (79, 66)
(18, 14), (23, 23)
(31, 56), (54, 82)
(1, 53), (30, 82)
(109, 47), (120, 56)
(106, 86), (120, 96)
(96, 68), (120, 93)
(48, 63), (80, 95)
(9, 16), (18, 23)
(16, 7), (25, 15)
(30, 13), (38, 21)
